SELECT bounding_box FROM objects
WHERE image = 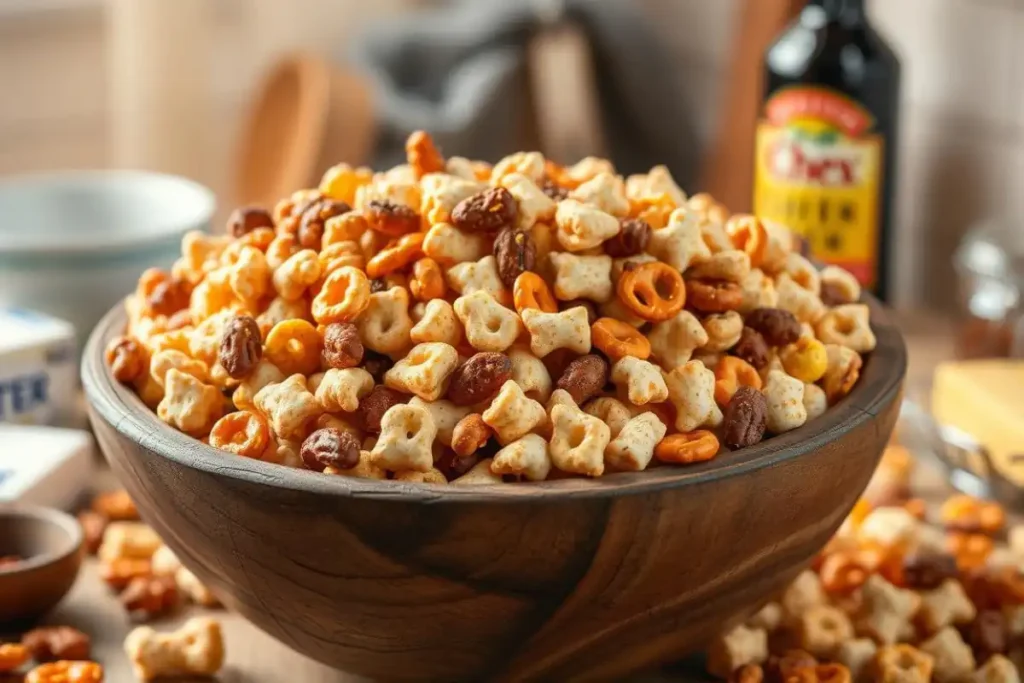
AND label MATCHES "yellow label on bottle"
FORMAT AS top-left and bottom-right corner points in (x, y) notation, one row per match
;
(754, 87), (882, 287)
